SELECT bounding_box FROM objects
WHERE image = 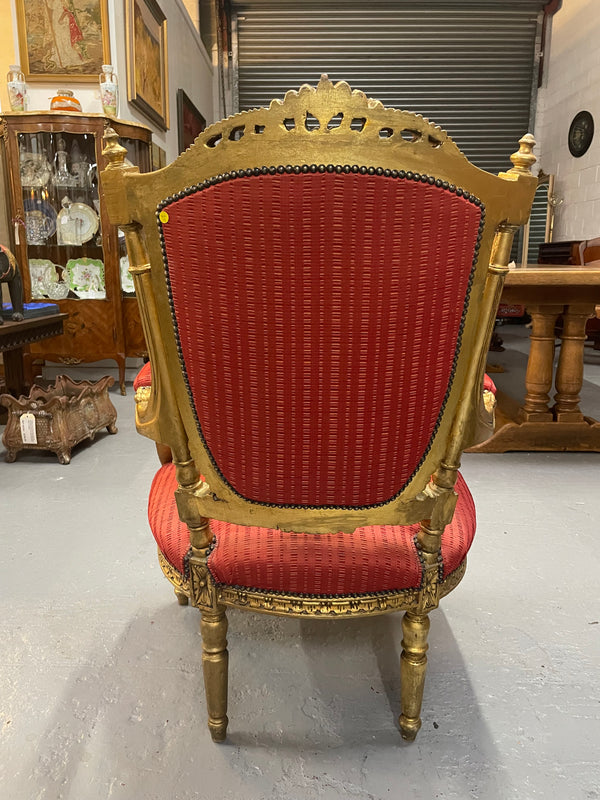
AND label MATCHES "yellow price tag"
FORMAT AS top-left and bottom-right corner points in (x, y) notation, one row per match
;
(159, 210), (169, 224)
